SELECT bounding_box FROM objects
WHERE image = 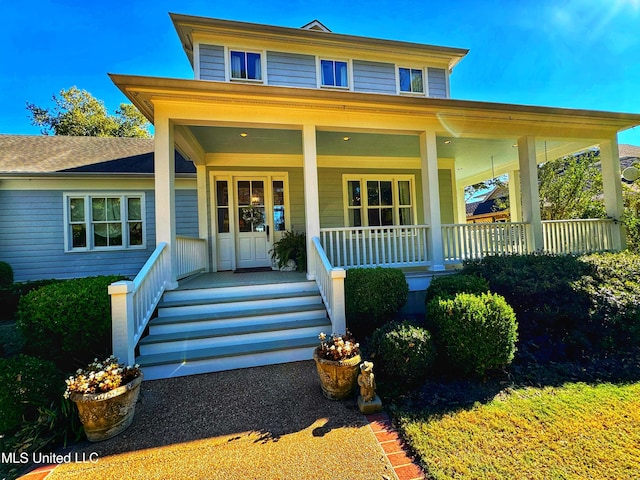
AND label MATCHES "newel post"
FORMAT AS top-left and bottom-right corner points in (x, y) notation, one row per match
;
(330, 267), (346, 334)
(109, 280), (136, 365)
